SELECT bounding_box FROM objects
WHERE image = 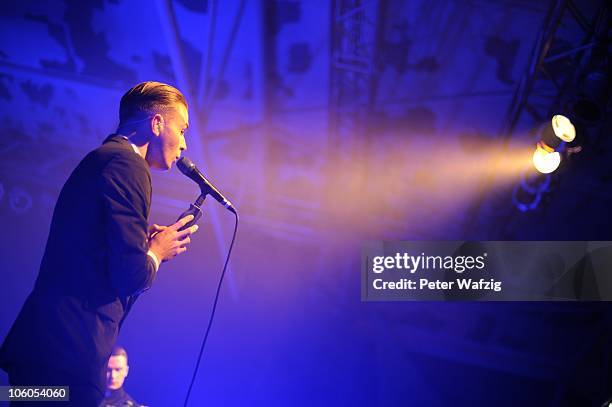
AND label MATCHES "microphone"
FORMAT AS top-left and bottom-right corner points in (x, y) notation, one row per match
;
(177, 157), (236, 214)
